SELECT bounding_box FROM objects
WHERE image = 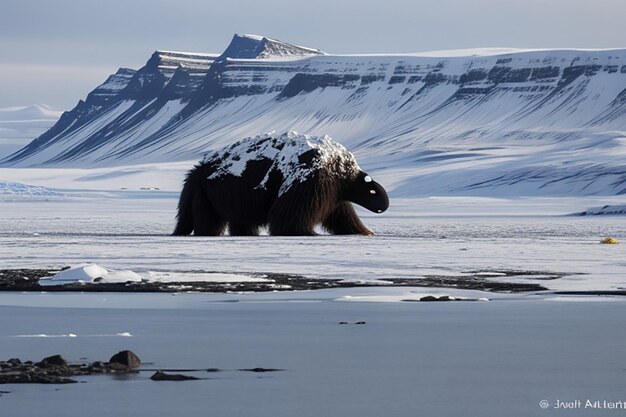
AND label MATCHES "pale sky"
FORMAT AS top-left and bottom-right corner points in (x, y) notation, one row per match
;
(1, 0), (625, 109)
